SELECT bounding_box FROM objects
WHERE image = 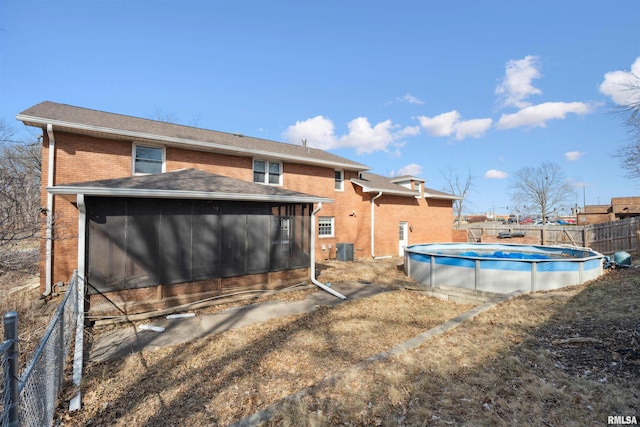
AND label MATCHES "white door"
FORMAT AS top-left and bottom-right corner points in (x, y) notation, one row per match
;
(398, 222), (408, 256)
